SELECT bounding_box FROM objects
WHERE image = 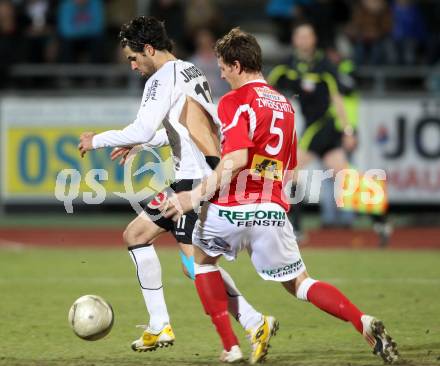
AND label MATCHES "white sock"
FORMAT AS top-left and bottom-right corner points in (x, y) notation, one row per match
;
(296, 277), (317, 301)
(128, 244), (170, 332)
(219, 267), (262, 330)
